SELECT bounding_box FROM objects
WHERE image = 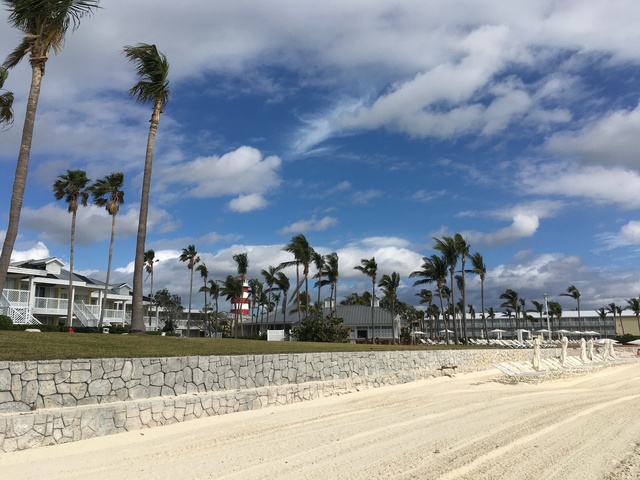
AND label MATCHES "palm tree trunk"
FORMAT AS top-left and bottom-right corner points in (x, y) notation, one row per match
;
(66, 210), (78, 327)
(0, 62), (43, 297)
(132, 98), (163, 333)
(148, 270), (154, 327)
(187, 268), (194, 337)
(481, 279), (487, 340)
(99, 213), (117, 329)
